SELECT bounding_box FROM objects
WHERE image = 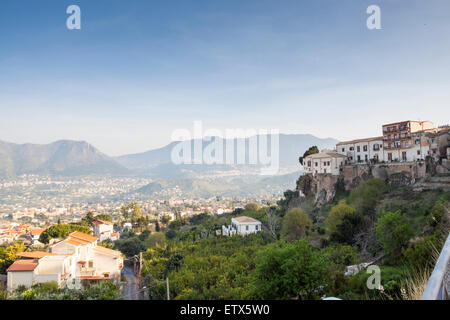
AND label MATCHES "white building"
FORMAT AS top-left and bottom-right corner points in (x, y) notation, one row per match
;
(92, 220), (117, 242)
(222, 216), (262, 236)
(334, 121), (436, 164)
(7, 252), (74, 290)
(303, 150), (347, 176)
(6, 231), (123, 291)
(336, 137), (384, 164)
